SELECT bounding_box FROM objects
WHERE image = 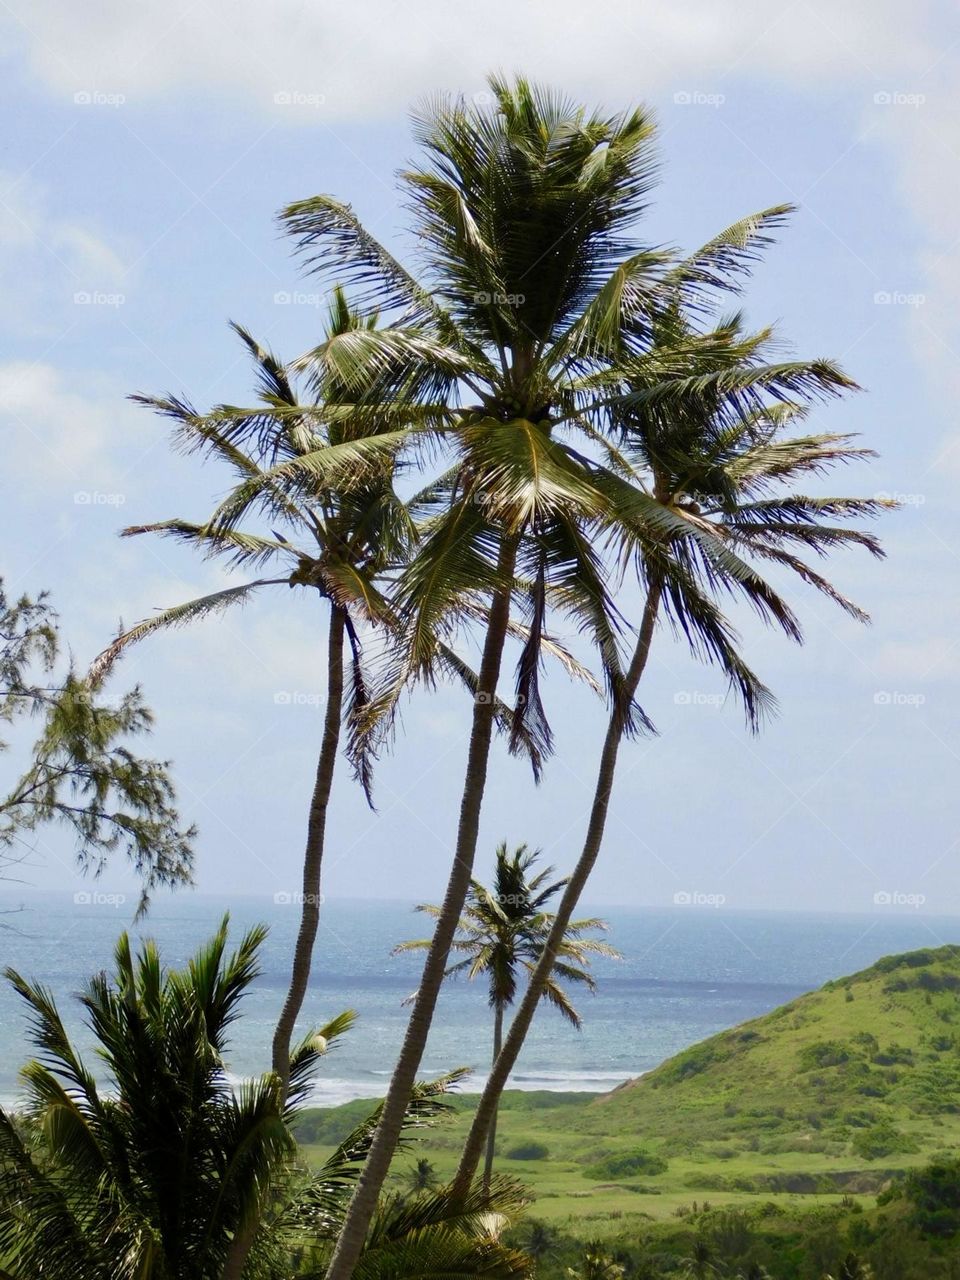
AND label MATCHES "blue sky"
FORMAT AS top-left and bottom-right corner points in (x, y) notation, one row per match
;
(2, 0), (958, 920)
